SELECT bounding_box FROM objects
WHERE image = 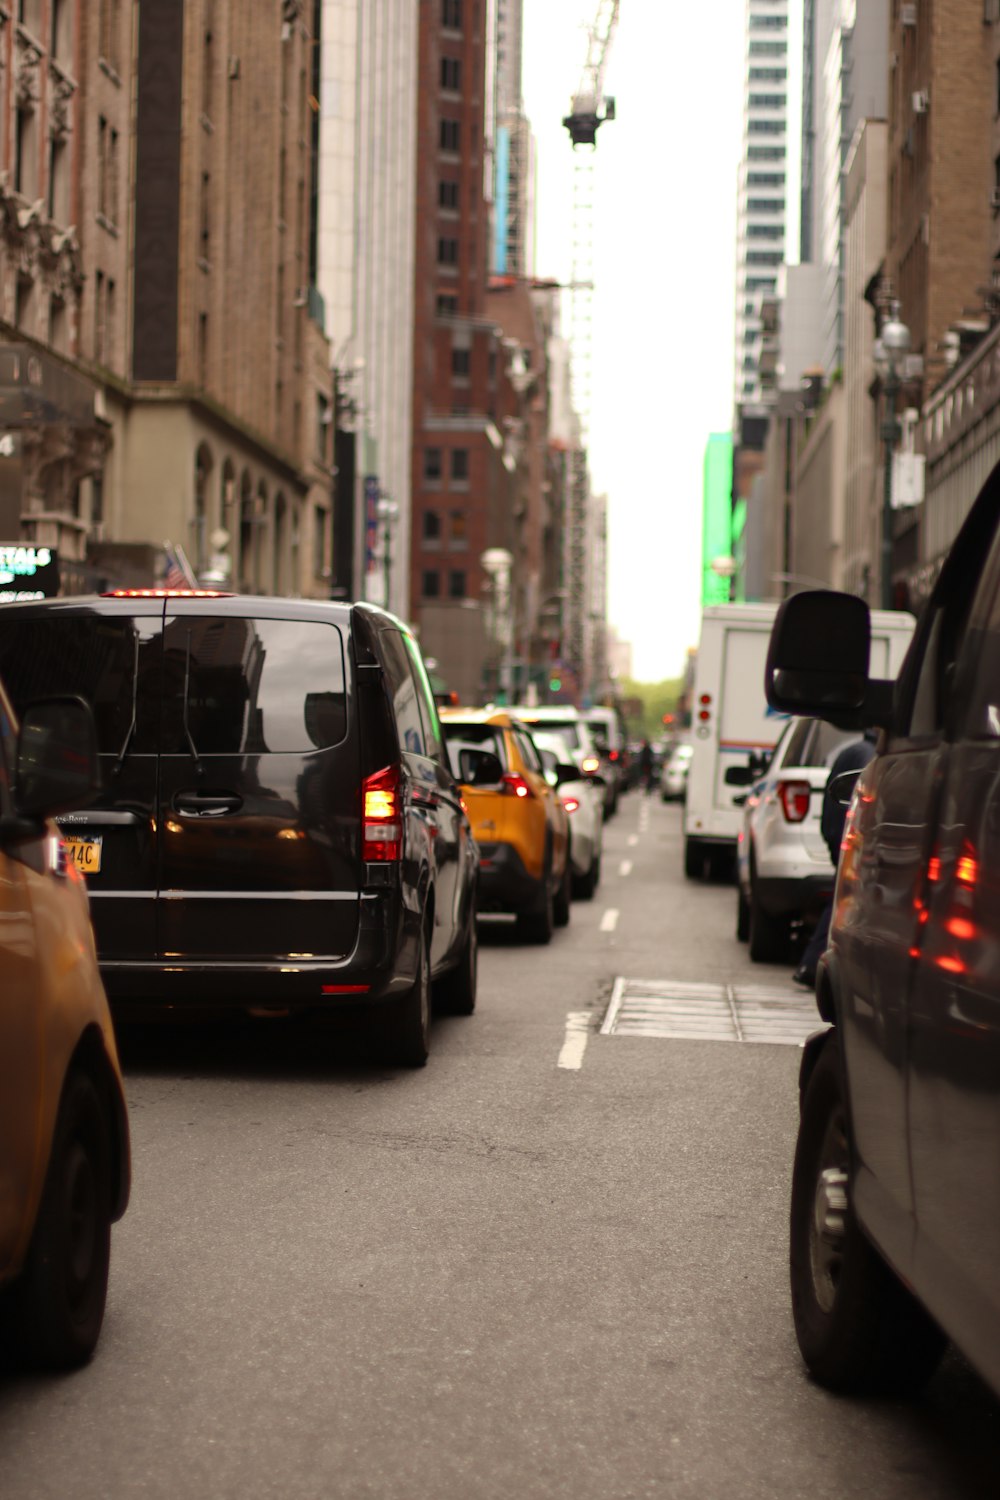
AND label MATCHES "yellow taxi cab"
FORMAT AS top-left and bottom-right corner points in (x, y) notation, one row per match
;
(439, 707), (571, 942)
(0, 684), (130, 1369)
